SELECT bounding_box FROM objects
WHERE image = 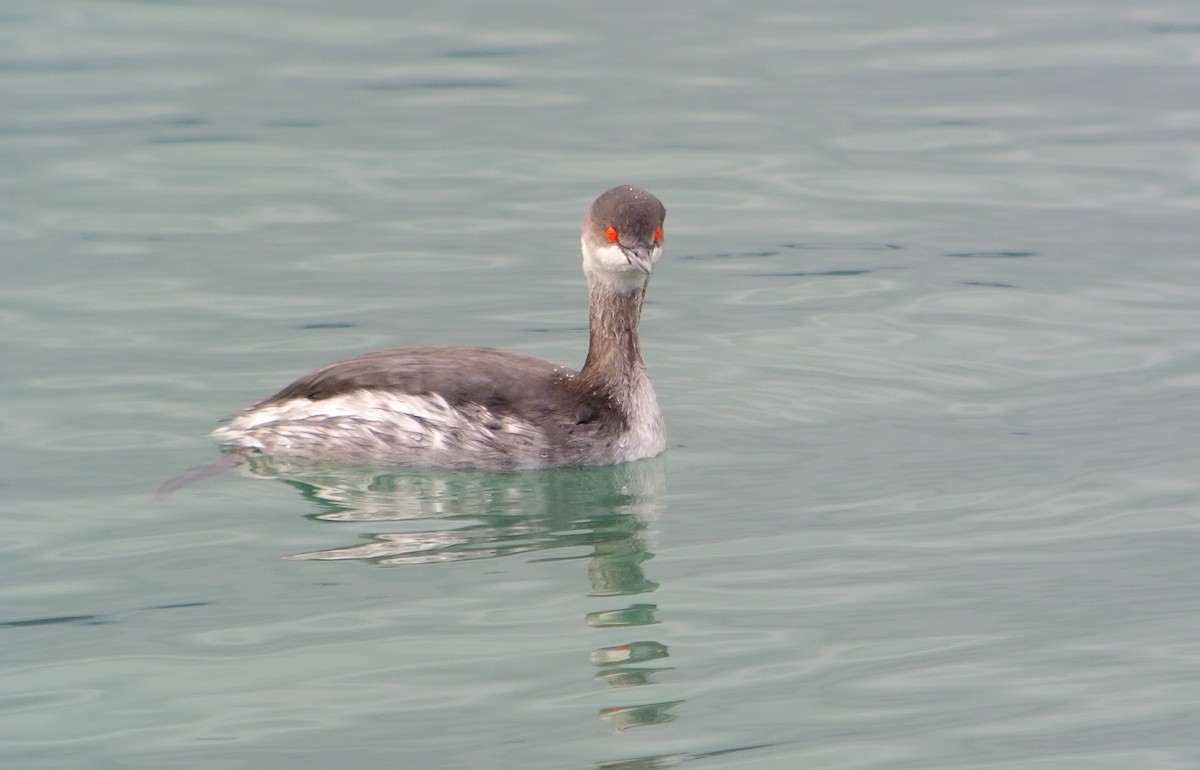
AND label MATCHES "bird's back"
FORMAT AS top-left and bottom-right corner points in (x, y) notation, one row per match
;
(214, 346), (627, 469)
